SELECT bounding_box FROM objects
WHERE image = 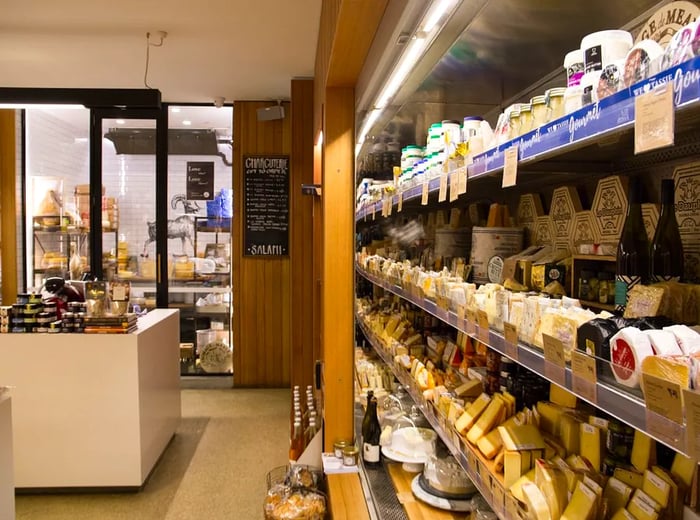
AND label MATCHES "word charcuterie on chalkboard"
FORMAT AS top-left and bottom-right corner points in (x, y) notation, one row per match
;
(243, 155), (289, 256)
